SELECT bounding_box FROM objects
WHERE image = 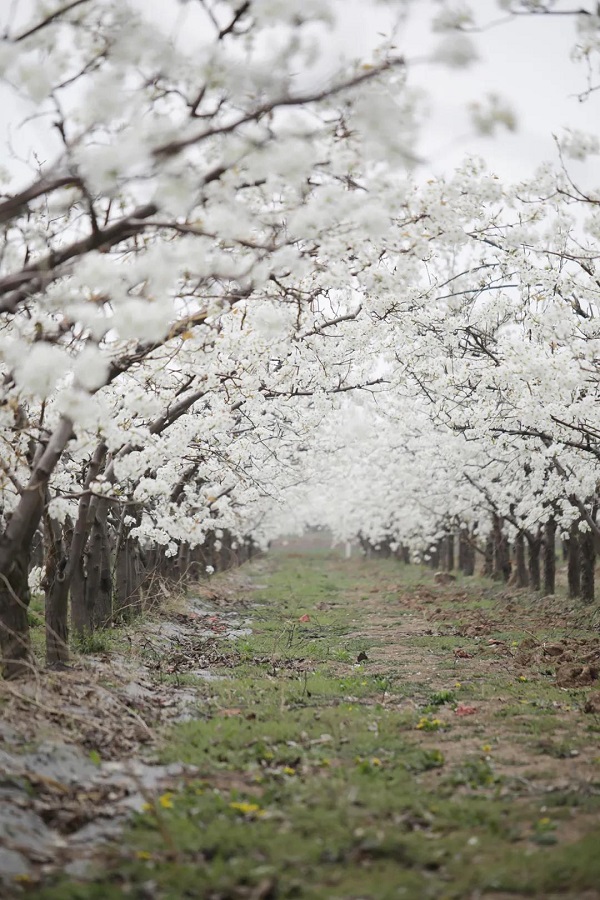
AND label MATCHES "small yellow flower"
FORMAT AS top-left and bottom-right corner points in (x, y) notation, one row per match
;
(136, 850), (152, 860)
(229, 801), (263, 816)
(518, 676), (527, 682)
(320, 758), (331, 767)
(141, 802), (153, 812)
(416, 716), (442, 731)
(370, 757), (382, 767)
(455, 682), (462, 688)
(282, 766), (296, 776)
(538, 817), (551, 826)
(158, 793), (174, 809)
(481, 744), (492, 753)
